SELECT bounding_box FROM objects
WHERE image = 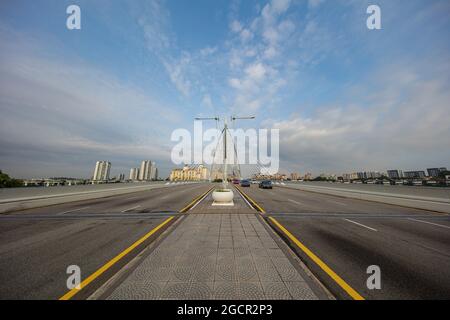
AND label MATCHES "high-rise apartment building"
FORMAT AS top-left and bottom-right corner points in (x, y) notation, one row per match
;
(150, 165), (157, 181)
(139, 161), (157, 181)
(387, 170), (401, 179)
(129, 168), (139, 180)
(427, 168), (446, 177)
(404, 171), (426, 179)
(92, 161), (111, 182)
